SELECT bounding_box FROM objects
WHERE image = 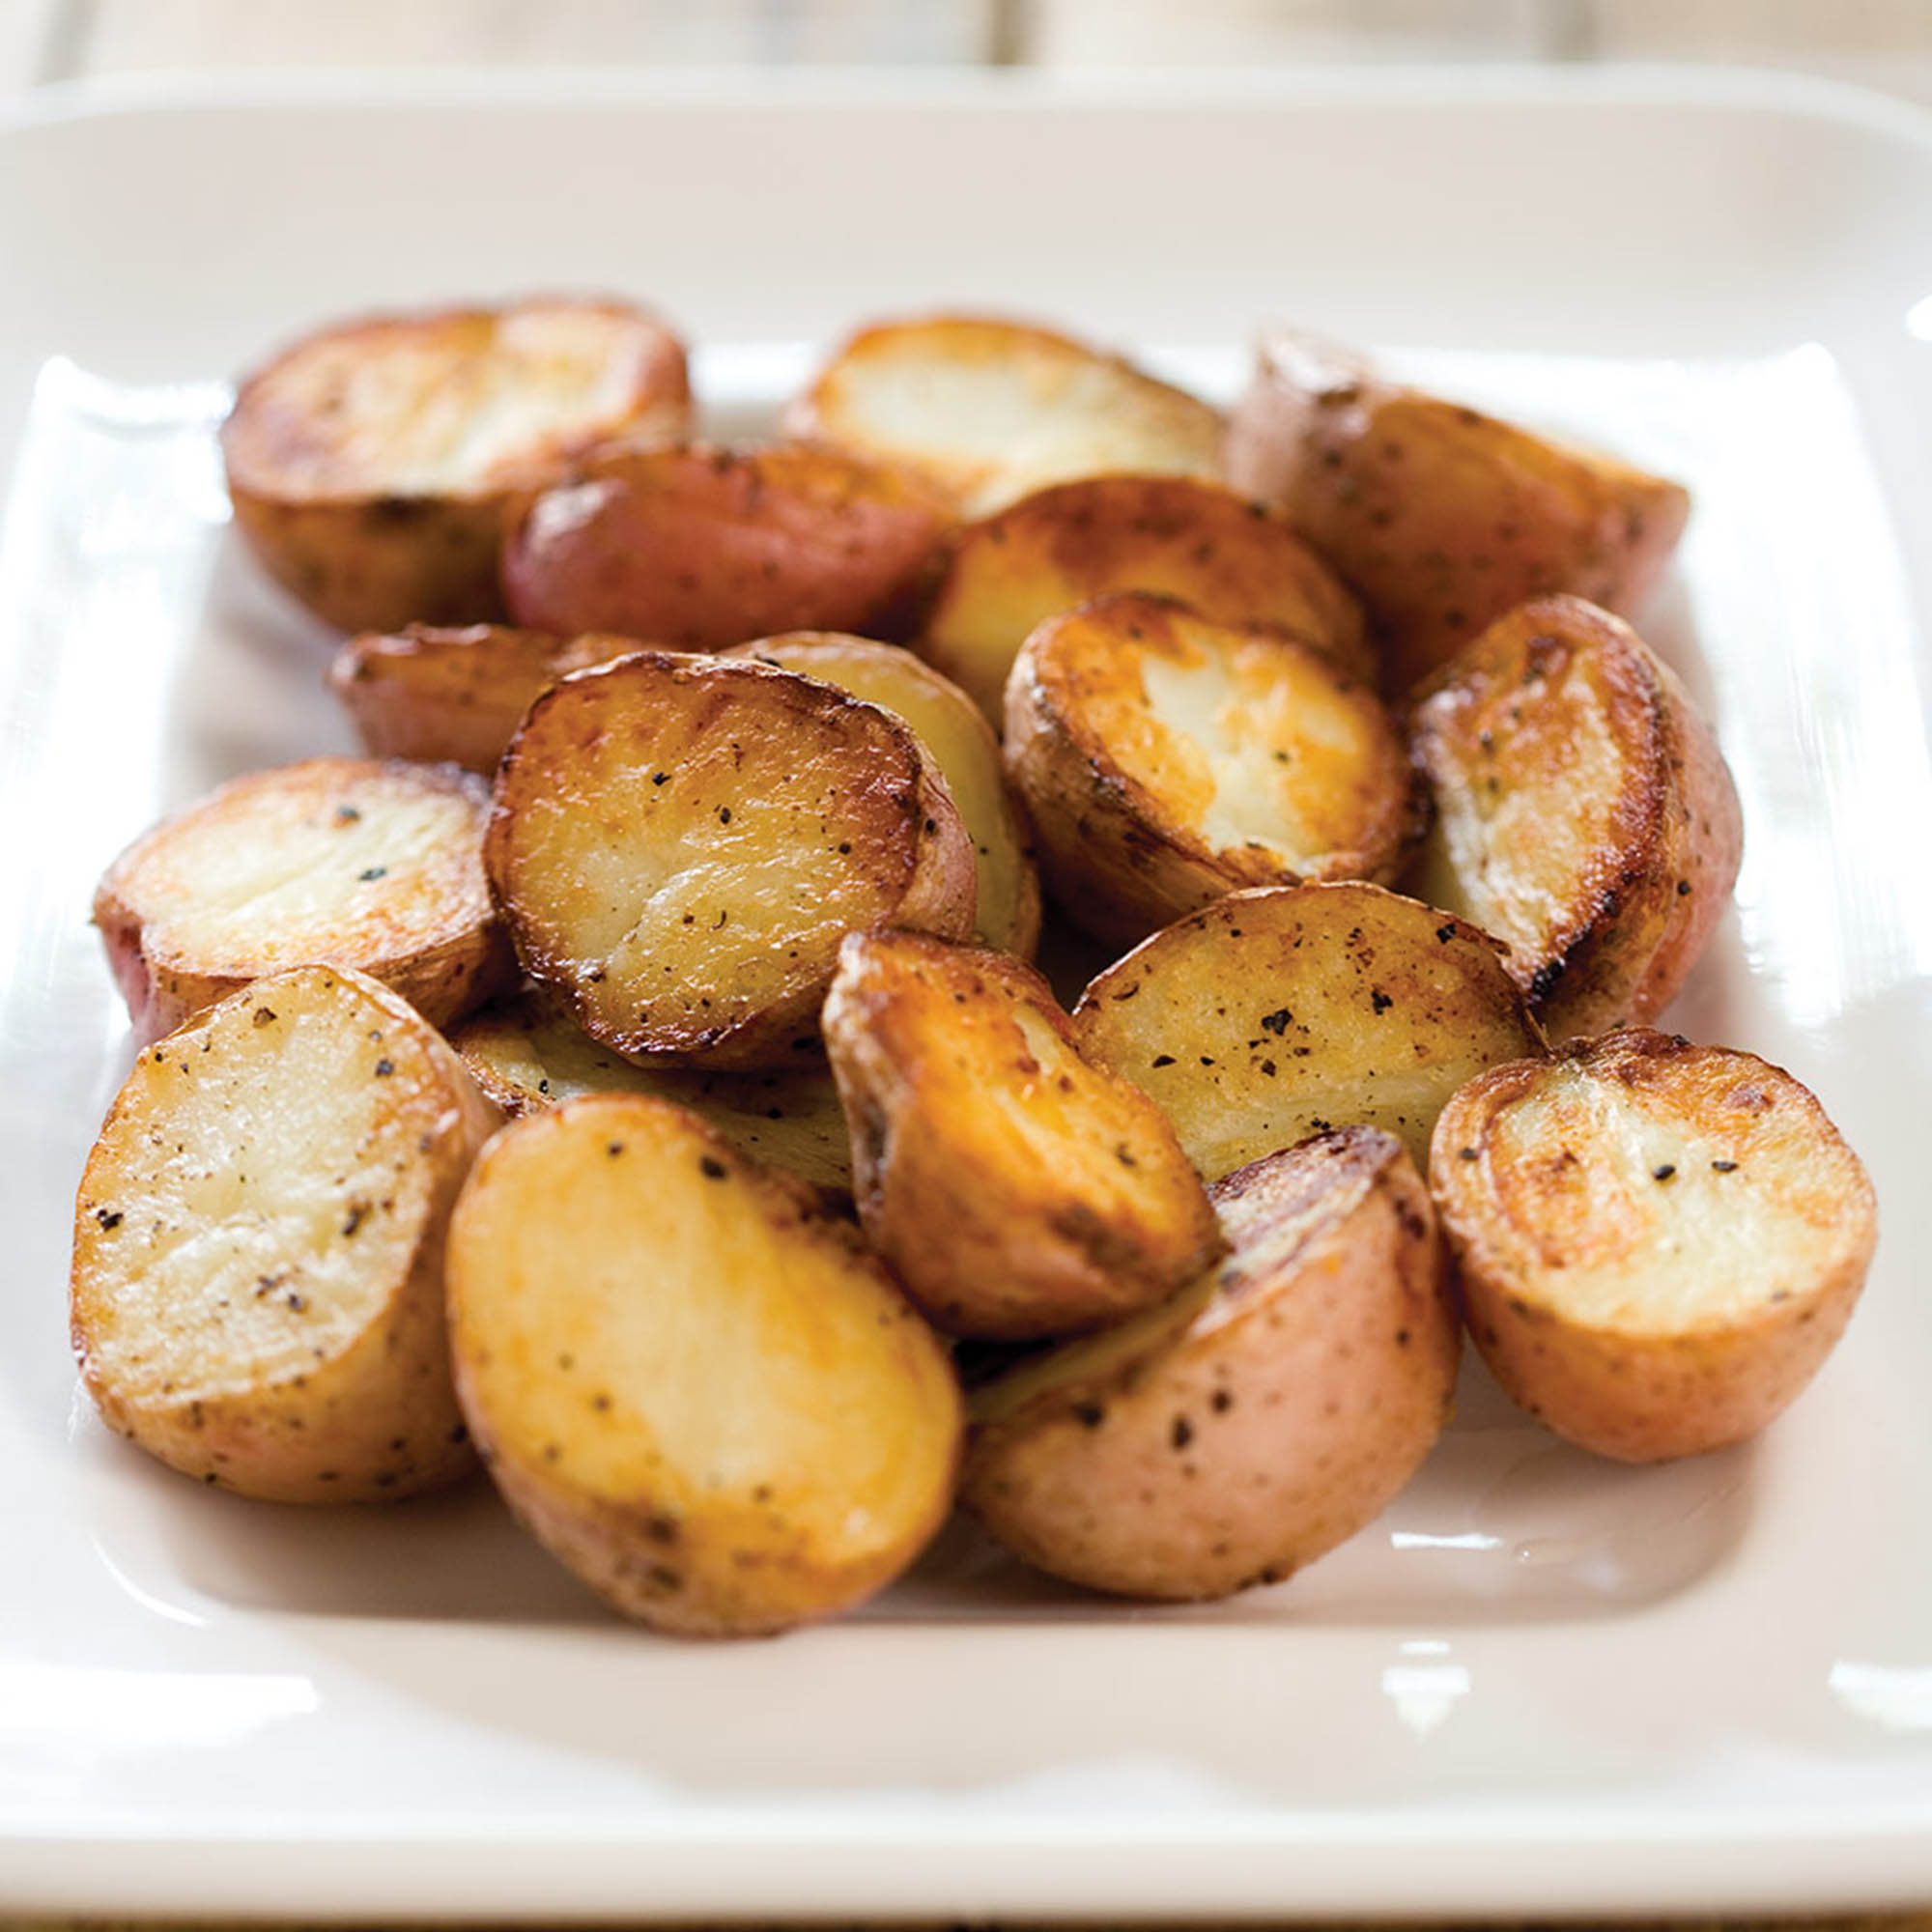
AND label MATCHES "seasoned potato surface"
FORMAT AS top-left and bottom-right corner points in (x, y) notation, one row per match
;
(446, 1093), (963, 1635)
(71, 966), (497, 1502)
(95, 756), (511, 1042)
(1432, 1031), (1875, 1463)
